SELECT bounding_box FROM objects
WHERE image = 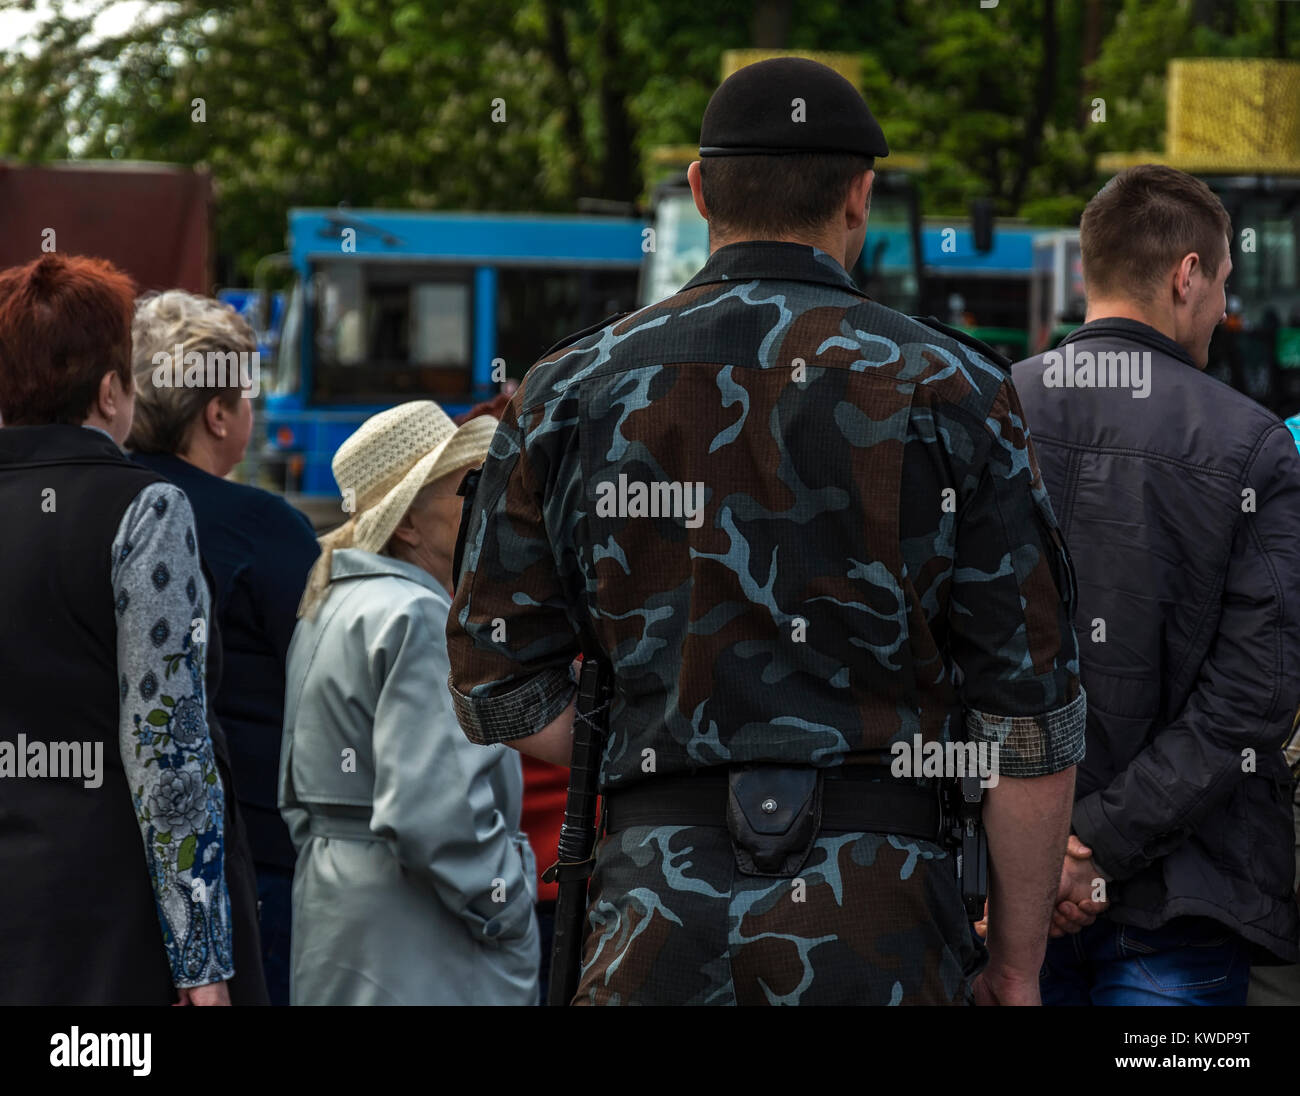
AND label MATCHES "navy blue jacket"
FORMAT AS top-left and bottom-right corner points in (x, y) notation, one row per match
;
(1014, 318), (1300, 961)
(133, 452), (319, 871)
